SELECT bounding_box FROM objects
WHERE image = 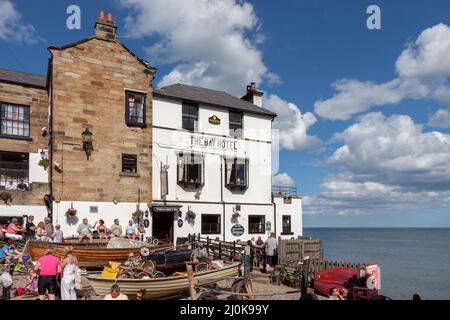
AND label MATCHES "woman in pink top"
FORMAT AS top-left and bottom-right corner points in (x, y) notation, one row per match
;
(34, 249), (61, 300)
(6, 218), (24, 241)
